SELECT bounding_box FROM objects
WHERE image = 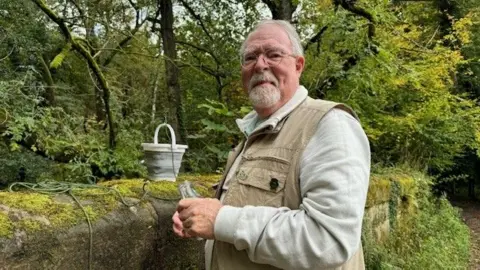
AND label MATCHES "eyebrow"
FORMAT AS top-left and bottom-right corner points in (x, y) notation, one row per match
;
(244, 46), (285, 55)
